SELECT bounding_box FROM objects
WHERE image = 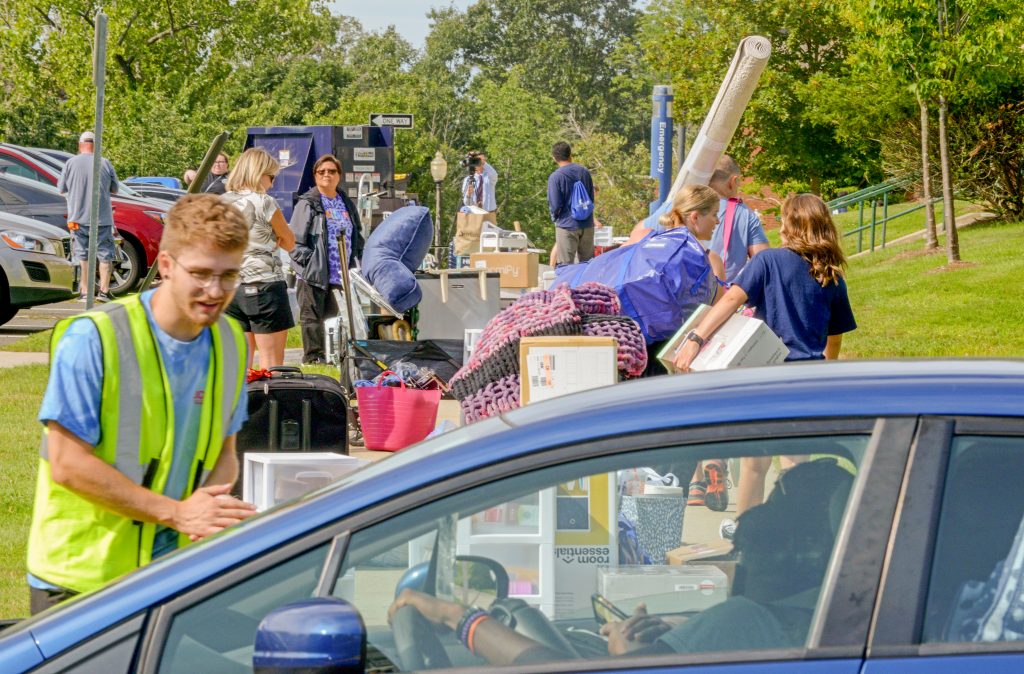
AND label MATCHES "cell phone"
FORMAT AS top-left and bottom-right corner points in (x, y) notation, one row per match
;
(591, 593), (629, 625)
